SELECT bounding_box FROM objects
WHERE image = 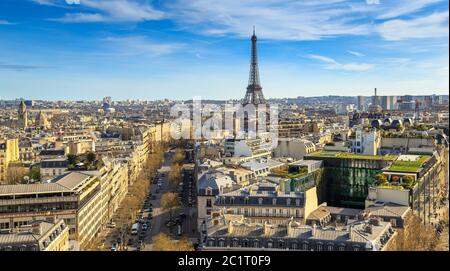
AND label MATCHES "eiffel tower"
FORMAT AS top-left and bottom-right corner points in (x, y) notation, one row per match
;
(242, 27), (266, 106)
